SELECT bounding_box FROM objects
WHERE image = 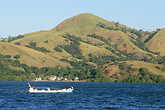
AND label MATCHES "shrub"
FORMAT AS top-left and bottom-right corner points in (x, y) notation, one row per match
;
(54, 46), (63, 52)
(4, 55), (11, 58)
(44, 40), (48, 43)
(12, 60), (20, 67)
(14, 42), (20, 45)
(14, 55), (20, 59)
